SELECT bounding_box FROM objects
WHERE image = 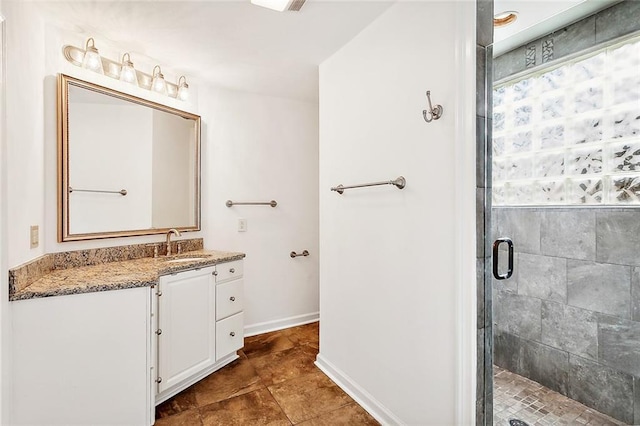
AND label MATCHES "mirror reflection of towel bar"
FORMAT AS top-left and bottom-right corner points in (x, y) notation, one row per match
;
(226, 200), (277, 208)
(69, 187), (127, 196)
